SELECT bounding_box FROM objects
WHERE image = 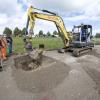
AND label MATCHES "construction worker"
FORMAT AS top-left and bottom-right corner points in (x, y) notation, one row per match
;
(0, 36), (7, 62)
(0, 36), (7, 71)
(6, 36), (13, 56)
(1, 37), (7, 60)
(0, 39), (3, 71)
